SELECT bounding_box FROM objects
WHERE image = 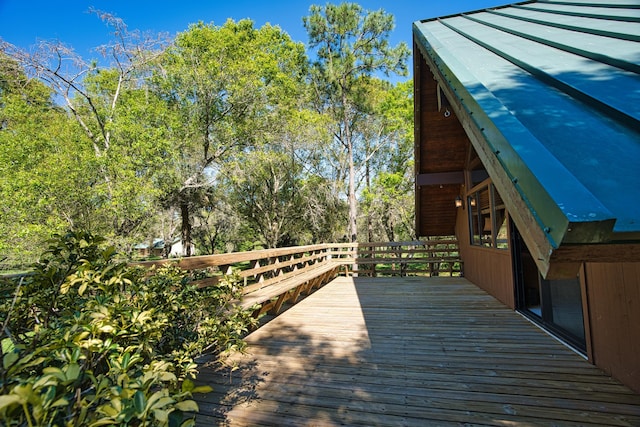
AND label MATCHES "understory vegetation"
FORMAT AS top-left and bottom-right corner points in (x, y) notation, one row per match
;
(0, 231), (258, 426)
